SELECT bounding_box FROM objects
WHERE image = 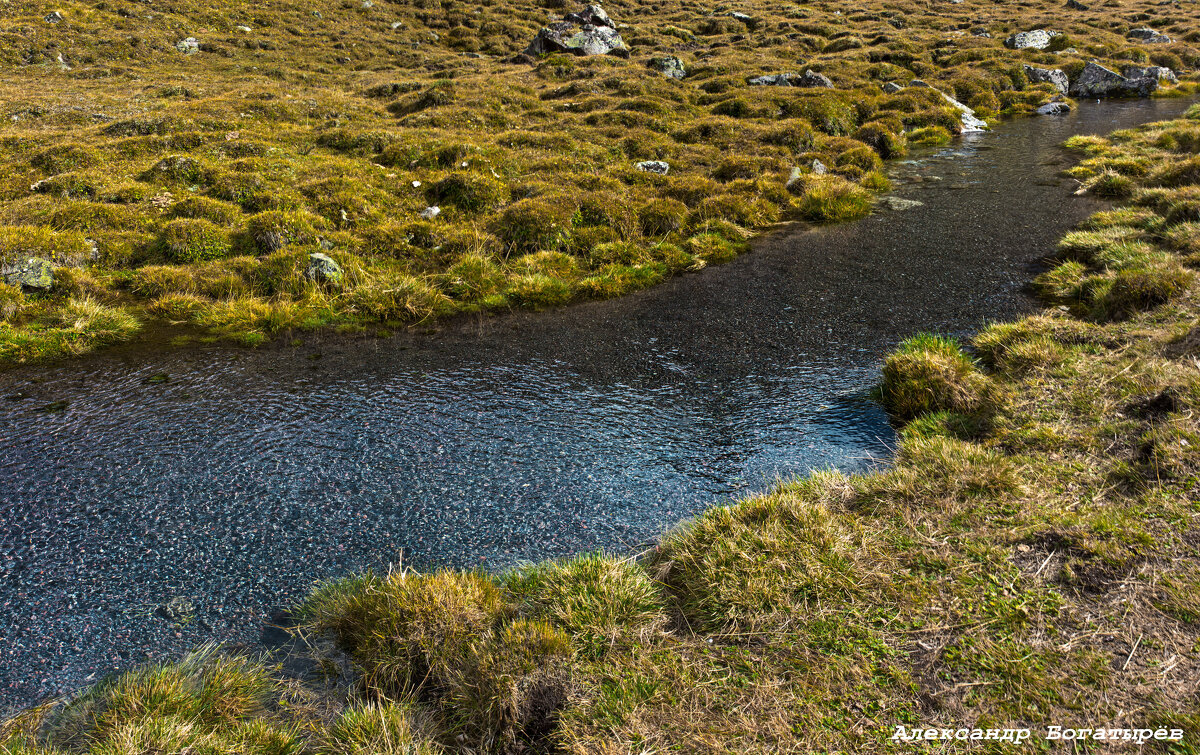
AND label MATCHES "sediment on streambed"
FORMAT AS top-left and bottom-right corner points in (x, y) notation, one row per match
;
(2, 0), (1199, 363)
(5, 107), (1200, 753)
